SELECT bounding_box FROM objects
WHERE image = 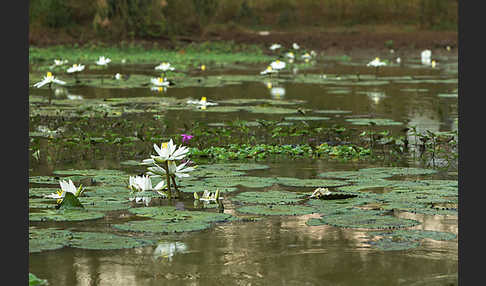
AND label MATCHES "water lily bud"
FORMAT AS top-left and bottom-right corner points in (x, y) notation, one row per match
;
(193, 192), (199, 200)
